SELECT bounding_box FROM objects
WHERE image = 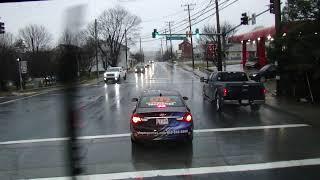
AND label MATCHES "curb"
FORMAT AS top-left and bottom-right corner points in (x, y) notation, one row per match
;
(0, 78), (103, 101)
